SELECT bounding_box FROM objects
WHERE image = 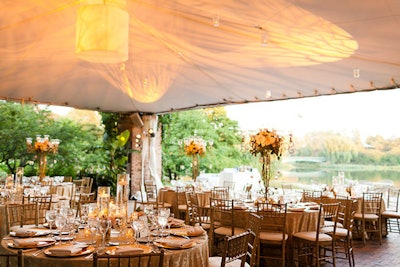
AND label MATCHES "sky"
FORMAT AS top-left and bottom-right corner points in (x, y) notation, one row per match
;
(225, 89), (400, 140)
(49, 88), (400, 140)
